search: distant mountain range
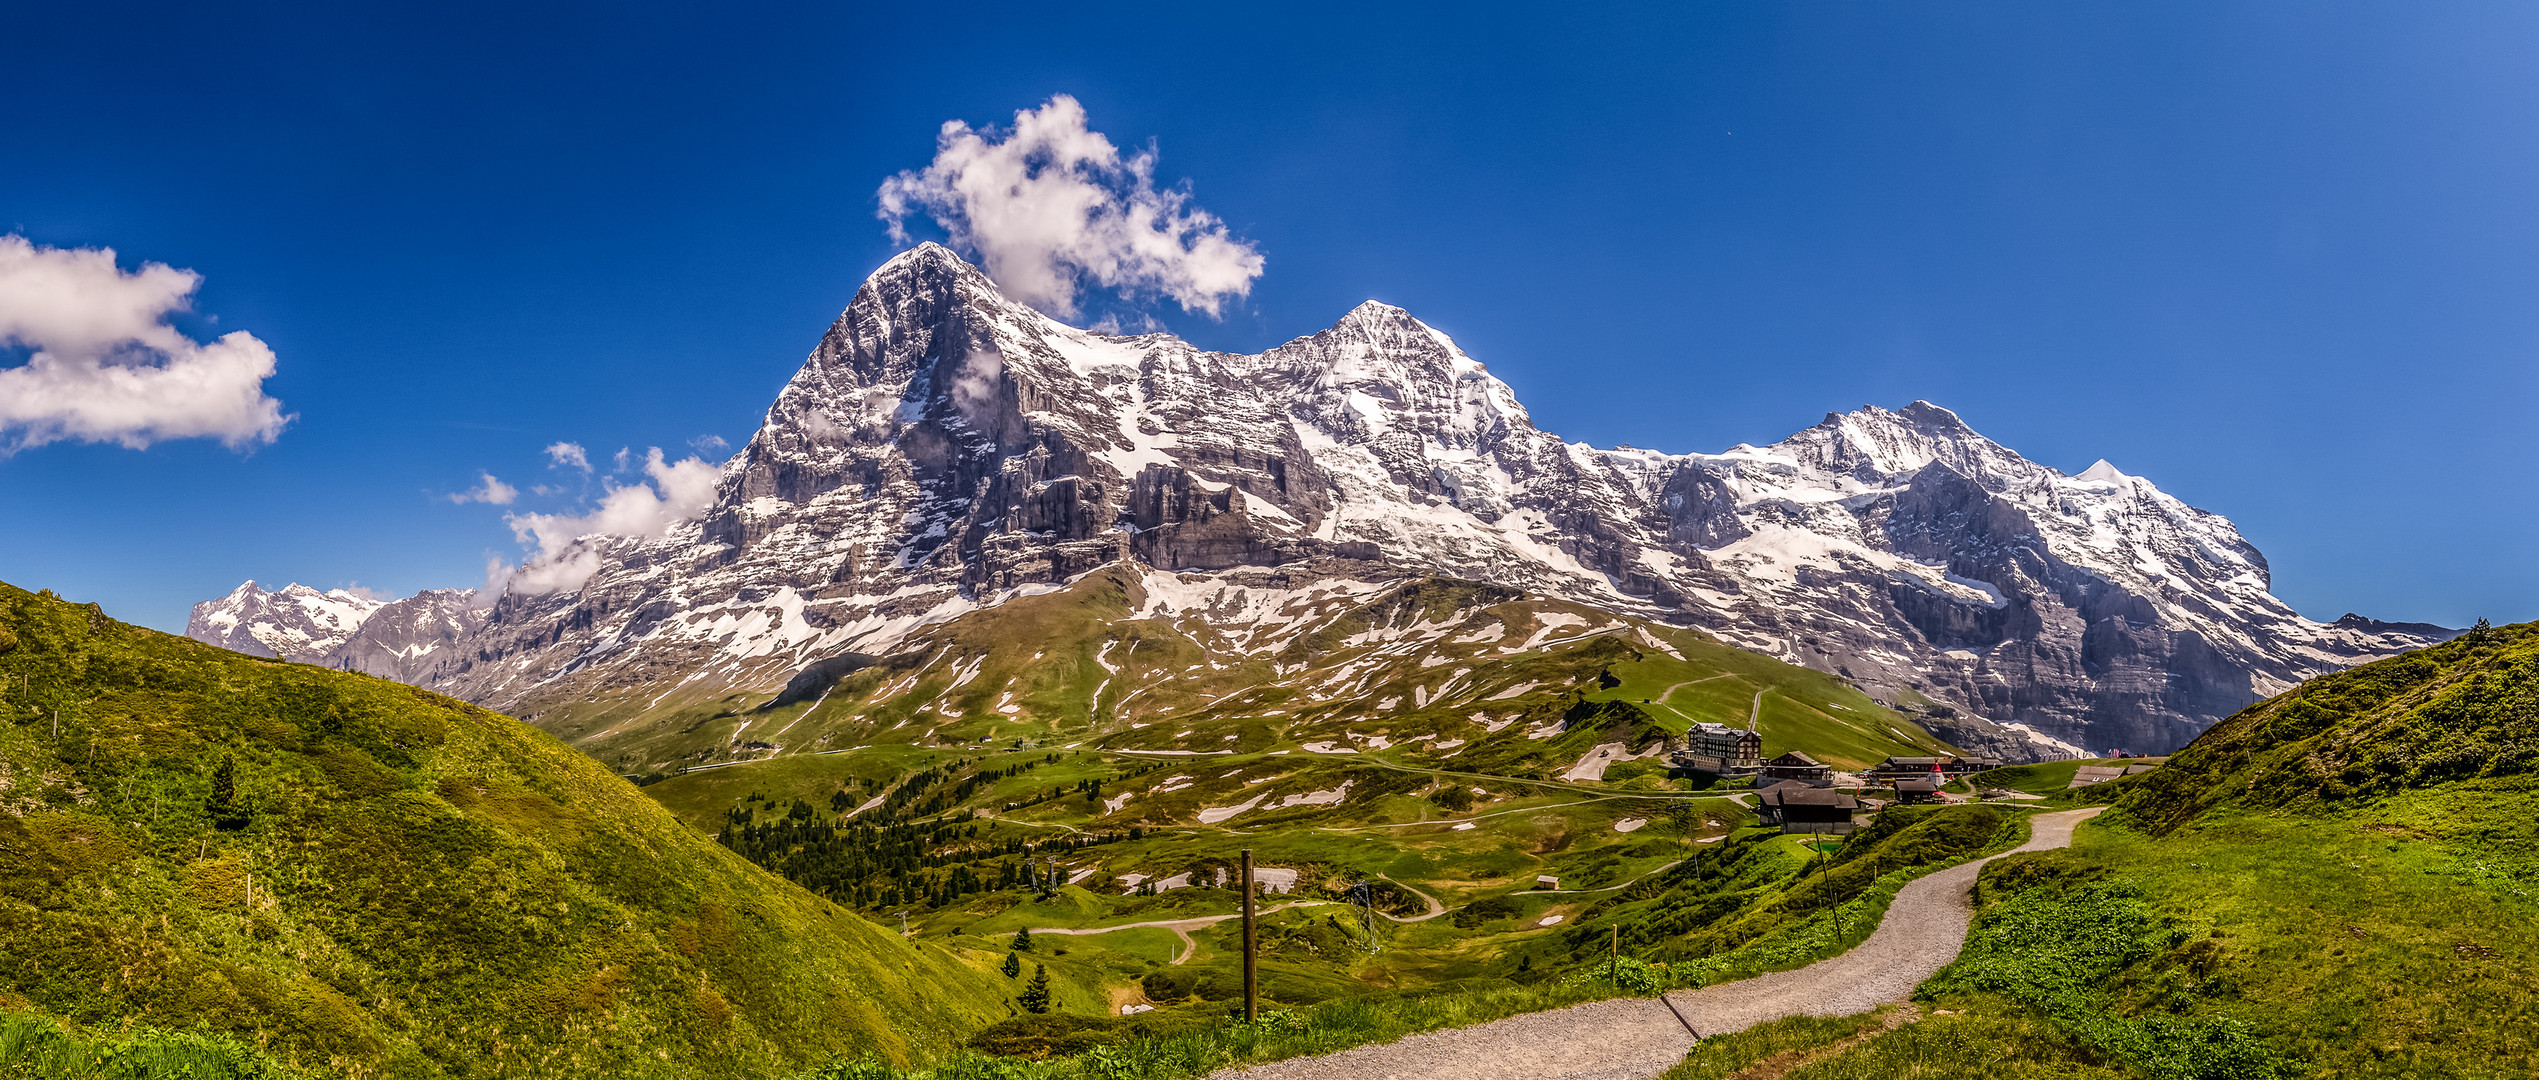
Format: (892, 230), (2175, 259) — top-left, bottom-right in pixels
(193, 244), (2446, 760)
(189, 580), (484, 685)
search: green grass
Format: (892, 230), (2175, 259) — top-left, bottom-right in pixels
(1654, 1010), (1892, 1080)
(0, 581), (1011, 1078)
(1773, 1008), (2128, 1079)
(1767, 625), (2539, 1080)
(0, 1008), (305, 1079)
(1582, 630), (1956, 771)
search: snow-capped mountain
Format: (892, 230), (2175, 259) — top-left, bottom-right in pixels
(187, 581), (386, 662)
(194, 244), (2442, 756)
(187, 581), (483, 682)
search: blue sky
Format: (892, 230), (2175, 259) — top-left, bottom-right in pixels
(2, 1), (2533, 631)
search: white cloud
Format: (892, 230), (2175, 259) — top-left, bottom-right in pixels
(689, 433), (729, 455)
(449, 471), (518, 505)
(500, 448), (721, 595)
(0, 234), (292, 453)
(950, 349), (1004, 425)
(545, 441), (590, 471)
(878, 95), (1264, 319)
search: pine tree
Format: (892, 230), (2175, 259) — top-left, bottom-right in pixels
(1011, 927), (1033, 952)
(208, 756), (248, 831)
(1002, 951), (1022, 978)
(1018, 964), (1052, 1014)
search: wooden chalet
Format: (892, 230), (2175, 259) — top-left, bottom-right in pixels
(1759, 750), (1832, 786)
(1754, 780), (1859, 835)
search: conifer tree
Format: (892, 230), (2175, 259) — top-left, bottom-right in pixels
(1018, 963), (1052, 1014)
(208, 756), (248, 831)
(1002, 951), (1022, 978)
(1012, 926), (1033, 952)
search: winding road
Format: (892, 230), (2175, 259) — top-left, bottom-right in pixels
(1205, 807), (2105, 1080)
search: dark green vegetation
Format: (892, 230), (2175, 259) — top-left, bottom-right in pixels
(712, 756), (1149, 910)
(1750, 621), (2539, 1078)
(0, 1008), (300, 1080)
(0, 582), (1012, 1079)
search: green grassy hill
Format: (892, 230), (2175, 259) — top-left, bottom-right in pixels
(589, 572), (1975, 1021)
(1663, 622), (2539, 1080)
(0, 582), (1011, 1079)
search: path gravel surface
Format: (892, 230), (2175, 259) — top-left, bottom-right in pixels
(1204, 807), (2102, 1080)
(1667, 807), (2102, 1037)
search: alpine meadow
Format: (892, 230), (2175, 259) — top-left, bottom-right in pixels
(8, 7), (2539, 1078)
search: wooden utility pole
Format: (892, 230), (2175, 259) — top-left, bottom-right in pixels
(1241, 849), (1258, 1023)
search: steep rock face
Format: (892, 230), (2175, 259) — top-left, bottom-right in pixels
(330, 588), (487, 683)
(196, 245), (2443, 756)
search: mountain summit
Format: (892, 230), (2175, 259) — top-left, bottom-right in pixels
(198, 244), (2440, 756)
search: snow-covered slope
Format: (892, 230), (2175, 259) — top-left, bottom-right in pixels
(186, 581), (387, 662)
(193, 244), (2442, 756)
(185, 581), (483, 680)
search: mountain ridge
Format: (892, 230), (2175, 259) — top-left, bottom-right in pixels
(194, 243), (2442, 758)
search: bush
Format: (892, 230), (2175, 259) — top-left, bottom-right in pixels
(1427, 786), (1475, 812)
(1140, 970), (1193, 1002)
(1451, 895), (1522, 929)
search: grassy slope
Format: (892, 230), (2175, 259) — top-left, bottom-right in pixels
(0, 582), (1012, 1079)
(1765, 623), (2539, 1079)
(588, 573), (1978, 1069)
(1580, 629), (1955, 771)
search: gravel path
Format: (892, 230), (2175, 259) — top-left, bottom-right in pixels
(1205, 807), (2102, 1080)
(1667, 807), (2102, 1037)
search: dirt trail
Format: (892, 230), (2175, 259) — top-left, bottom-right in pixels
(1205, 807), (2104, 1080)
(1374, 876), (1448, 922)
(1030, 900), (1327, 964)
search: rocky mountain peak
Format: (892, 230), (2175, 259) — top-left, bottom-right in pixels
(186, 580), (386, 662)
(198, 245), (2447, 759)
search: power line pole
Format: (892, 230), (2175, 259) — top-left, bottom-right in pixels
(1241, 848), (1257, 1023)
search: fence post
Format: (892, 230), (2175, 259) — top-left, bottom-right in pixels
(1241, 849), (1257, 1023)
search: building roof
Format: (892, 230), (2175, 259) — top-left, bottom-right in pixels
(1767, 751), (1823, 766)
(1895, 778), (1941, 793)
(1759, 785), (1858, 808)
